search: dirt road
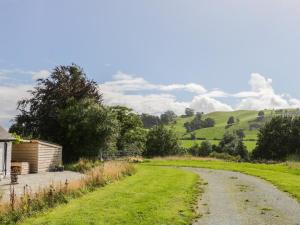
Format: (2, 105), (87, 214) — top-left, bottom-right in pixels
(186, 168), (300, 225)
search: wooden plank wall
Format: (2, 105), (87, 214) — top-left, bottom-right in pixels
(37, 142), (62, 172)
(12, 142), (38, 173)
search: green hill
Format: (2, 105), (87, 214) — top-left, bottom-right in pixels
(170, 109), (300, 151)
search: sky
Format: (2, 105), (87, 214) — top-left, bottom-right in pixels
(1, 0), (300, 128)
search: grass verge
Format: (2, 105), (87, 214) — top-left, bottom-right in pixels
(20, 165), (200, 225)
(144, 158), (300, 202)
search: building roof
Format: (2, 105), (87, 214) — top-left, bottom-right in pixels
(0, 126), (15, 141)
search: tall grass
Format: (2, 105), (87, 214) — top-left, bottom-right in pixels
(0, 161), (135, 225)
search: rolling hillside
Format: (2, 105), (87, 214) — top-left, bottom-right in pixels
(171, 109), (300, 151)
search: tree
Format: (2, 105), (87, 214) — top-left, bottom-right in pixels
(188, 141), (212, 157)
(144, 126), (180, 156)
(219, 133), (248, 160)
(185, 108), (195, 117)
(204, 118), (215, 128)
(257, 110), (265, 121)
(160, 111), (177, 125)
(110, 106), (146, 155)
(10, 64), (101, 139)
(235, 129), (245, 139)
(227, 116), (235, 125)
(252, 116), (295, 160)
(140, 113), (160, 128)
(58, 98), (118, 162)
(10, 64), (103, 162)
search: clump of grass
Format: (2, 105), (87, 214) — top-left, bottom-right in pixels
(0, 161), (135, 225)
(64, 158), (103, 173)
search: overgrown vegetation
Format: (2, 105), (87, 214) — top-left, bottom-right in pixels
(0, 161), (135, 225)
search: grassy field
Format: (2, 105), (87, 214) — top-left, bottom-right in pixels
(145, 158), (300, 202)
(21, 166), (200, 225)
(180, 139), (257, 152)
(170, 109), (288, 142)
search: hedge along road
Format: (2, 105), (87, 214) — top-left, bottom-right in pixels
(187, 168), (300, 225)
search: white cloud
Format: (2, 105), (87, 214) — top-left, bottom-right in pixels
(190, 95), (233, 113)
(100, 71), (231, 115)
(32, 70), (50, 80)
(0, 84), (32, 127)
(235, 73), (300, 110)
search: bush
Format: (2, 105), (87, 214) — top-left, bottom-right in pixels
(252, 116), (300, 160)
(144, 125), (180, 157)
(188, 141), (212, 157)
(218, 133), (249, 160)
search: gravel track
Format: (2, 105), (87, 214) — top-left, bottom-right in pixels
(185, 168), (300, 225)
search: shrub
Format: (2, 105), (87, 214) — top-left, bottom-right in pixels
(144, 125), (180, 157)
(209, 152), (241, 161)
(252, 116), (300, 160)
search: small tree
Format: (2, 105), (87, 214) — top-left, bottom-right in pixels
(185, 108), (195, 117)
(235, 129), (245, 139)
(144, 126), (180, 156)
(160, 111), (177, 125)
(227, 116), (235, 125)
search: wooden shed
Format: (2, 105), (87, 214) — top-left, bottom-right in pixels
(12, 140), (62, 173)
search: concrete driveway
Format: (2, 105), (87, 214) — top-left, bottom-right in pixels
(0, 171), (84, 202)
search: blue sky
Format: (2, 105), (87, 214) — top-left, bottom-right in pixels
(1, 0), (300, 127)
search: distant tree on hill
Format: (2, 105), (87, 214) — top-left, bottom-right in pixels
(184, 115), (215, 133)
(160, 110), (177, 125)
(185, 108), (195, 117)
(227, 116), (235, 125)
(257, 110), (265, 121)
(235, 129), (245, 139)
(140, 113), (161, 128)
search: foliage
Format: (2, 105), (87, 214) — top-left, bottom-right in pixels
(10, 64), (102, 140)
(252, 116), (300, 160)
(188, 141), (212, 157)
(20, 166), (199, 225)
(185, 108), (195, 117)
(160, 110), (177, 125)
(235, 129), (245, 139)
(219, 133), (249, 160)
(144, 125), (180, 156)
(140, 113), (160, 128)
(110, 106), (146, 155)
(184, 113), (215, 132)
(227, 116), (235, 125)
(10, 133), (23, 144)
(59, 98), (118, 162)
(9, 64), (104, 162)
(65, 158), (103, 173)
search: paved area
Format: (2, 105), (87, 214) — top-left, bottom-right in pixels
(0, 171), (83, 202)
(185, 168), (300, 225)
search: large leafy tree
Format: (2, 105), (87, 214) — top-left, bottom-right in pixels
(10, 64), (105, 161)
(110, 106), (146, 155)
(10, 64), (102, 141)
(59, 98), (118, 161)
(144, 125), (180, 156)
(252, 116), (296, 160)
